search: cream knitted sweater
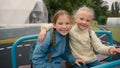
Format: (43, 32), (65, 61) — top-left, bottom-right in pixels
(69, 24), (114, 63)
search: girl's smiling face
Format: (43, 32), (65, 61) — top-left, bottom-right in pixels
(75, 10), (93, 30)
(53, 14), (71, 36)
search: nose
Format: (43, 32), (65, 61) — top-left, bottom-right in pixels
(82, 20), (86, 24)
(62, 24), (67, 28)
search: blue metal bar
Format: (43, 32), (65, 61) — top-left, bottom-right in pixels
(11, 34), (38, 68)
(91, 60), (120, 68)
(11, 30), (114, 68)
(95, 30), (113, 45)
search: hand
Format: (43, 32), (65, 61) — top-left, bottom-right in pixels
(38, 28), (47, 42)
(115, 48), (120, 53)
(75, 58), (85, 66)
(109, 47), (120, 55)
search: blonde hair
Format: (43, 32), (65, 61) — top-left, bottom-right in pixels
(74, 6), (94, 19)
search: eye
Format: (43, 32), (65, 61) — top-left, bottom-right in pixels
(86, 19), (90, 22)
(66, 22), (70, 25)
(80, 18), (84, 20)
(58, 22), (63, 25)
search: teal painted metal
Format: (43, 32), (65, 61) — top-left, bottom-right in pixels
(95, 30), (114, 62)
(11, 30), (114, 68)
(95, 30), (113, 46)
(91, 60), (120, 68)
(11, 34), (38, 68)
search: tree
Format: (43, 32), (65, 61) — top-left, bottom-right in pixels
(43, 0), (109, 24)
(111, 1), (120, 17)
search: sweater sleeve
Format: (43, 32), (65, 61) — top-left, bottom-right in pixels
(32, 31), (52, 67)
(91, 30), (115, 55)
(40, 23), (53, 31)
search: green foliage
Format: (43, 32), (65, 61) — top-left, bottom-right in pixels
(43, 0), (109, 22)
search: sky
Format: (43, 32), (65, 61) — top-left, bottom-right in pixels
(103, 0), (120, 10)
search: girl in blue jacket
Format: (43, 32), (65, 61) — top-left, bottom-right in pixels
(32, 10), (82, 68)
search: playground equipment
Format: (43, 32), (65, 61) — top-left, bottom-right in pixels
(91, 59), (120, 68)
(11, 30), (115, 68)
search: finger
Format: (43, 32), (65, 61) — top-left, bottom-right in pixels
(80, 61), (85, 65)
(118, 48), (120, 51)
(113, 52), (116, 55)
(110, 49), (115, 54)
(116, 49), (120, 53)
(110, 51), (114, 54)
(76, 62), (81, 66)
(79, 61), (85, 65)
(82, 61), (85, 65)
(110, 51), (116, 55)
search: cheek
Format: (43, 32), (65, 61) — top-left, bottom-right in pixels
(74, 18), (78, 23)
(67, 25), (72, 29)
(87, 22), (91, 25)
(75, 19), (79, 24)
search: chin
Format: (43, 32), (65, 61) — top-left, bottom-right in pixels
(80, 28), (86, 30)
(61, 32), (68, 36)
(79, 27), (87, 30)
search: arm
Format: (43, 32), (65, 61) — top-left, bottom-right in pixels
(39, 23), (53, 42)
(40, 23), (53, 31)
(32, 31), (52, 67)
(91, 30), (117, 55)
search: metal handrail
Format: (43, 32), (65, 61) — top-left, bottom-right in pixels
(11, 34), (38, 68)
(95, 30), (113, 45)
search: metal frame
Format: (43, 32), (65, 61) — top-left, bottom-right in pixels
(11, 30), (114, 68)
(11, 34), (38, 68)
(91, 60), (120, 68)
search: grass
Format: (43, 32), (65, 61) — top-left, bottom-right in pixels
(0, 37), (36, 44)
(0, 37), (18, 44)
(106, 26), (120, 42)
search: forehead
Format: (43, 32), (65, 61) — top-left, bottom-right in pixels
(77, 10), (93, 19)
(58, 14), (71, 20)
